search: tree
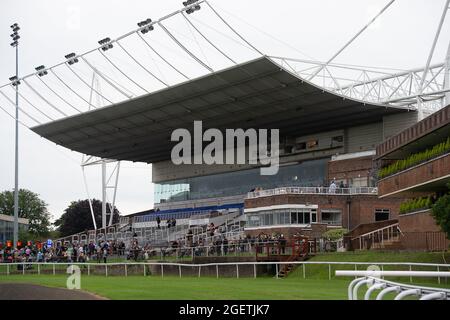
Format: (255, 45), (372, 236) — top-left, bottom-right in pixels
(431, 192), (450, 240)
(54, 199), (120, 237)
(0, 189), (51, 236)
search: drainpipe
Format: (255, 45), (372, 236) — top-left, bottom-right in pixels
(347, 197), (351, 230)
(445, 41), (450, 106)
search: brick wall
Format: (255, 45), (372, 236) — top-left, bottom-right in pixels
(398, 210), (441, 233)
(327, 156), (374, 183)
(378, 153), (450, 197)
(376, 104), (450, 159)
(244, 194), (404, 231)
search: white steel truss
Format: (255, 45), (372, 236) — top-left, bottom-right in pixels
(270, 56), (448, 112)
(1, 0), (449, 128)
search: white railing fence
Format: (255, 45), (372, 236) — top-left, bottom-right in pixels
(2, 261), (449, 284)
(336, 270), (450, 300)
(247, 187), (378, 199)
(351, 223), (403, 250)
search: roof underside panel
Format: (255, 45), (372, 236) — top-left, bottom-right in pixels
(31, 57), (409, 163)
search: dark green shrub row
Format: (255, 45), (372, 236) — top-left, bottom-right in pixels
(379, 137), (450, 179)
(399, 197), (432, 215)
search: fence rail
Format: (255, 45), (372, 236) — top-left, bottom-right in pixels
(247, 187), (378, 199)
(1, 261), (449, 282)
(335, 271), (450, 300)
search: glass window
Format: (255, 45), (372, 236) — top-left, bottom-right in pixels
(291, 212), (298, 224)
(321, 210), (342, 225)
(375, 209), (390, 221)
(311, 210), (317, 223)
(154, 159), (328, 204)
(298, 211), (304, 224)
(304, 211), (310, 224)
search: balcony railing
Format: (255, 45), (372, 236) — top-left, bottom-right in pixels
(247, 186), (378, 199)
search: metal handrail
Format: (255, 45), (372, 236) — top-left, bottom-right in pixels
(336, 272), (450, 300)
(247, 186), (378, 199)
(351, 223), (399, 240)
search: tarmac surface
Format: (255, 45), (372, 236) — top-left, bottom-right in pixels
(0, 283), (106, 300)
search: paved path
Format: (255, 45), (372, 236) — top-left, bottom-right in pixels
(0, 283), (106, 300)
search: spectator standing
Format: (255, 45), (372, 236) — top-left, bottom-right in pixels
(156, 216), (161, 229)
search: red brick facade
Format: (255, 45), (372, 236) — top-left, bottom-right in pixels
(399, 210), (441, 233)
(378, 153), (450, 197)
(327, 156), (374, 185)
(376, 104), (450, 159)
(244, 194), (404, 235)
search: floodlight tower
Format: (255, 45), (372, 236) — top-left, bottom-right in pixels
(10, 23), (20, 248)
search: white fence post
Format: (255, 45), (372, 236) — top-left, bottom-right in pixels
(6, 264), (9, 276)
(161, 264), (164, 278)
(179, 265), (182, 278)
(198, 266), (201, 278)
(88, 264), (90, 276)
(438, 266), (441, 284)
(216, 264), (219, 279)
(303, 263), (306, 279)
(22, 263), (25, 275)
(409, 265), (412, 283)
(53, 263), (55, 275)
(254, 264), (257, 279)
(275, 264), (279, 278)
(125, 264), (128, 277)
(236, 264), (239, 279)
(38, 263), (40, 275)
(105, 264), (108, 277)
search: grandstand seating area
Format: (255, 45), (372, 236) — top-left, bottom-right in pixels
(58, 206), (245, 250)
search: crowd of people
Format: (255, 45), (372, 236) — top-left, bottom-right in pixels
(1, 216), (307, 265)
(0, 240), (127, 264)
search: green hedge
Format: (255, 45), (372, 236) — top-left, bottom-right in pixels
(379, 137), (450, 179)
(399, 197), (433, 215)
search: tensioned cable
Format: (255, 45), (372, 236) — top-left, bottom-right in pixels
(211, 2), (315, 61)
(36, 76), (82, 113)
(0, 103), (34, 128)
(22, 79), (68, 117)
(205, 1), (264, 56)
(92, 66), (135, 98)
(98, 49), (149, 94)
(182, 12), (236, 64)
(182, 11), (212, 68)
(0, 90), (43, 124)
(158, 21), (214, 73)
(65, 62), (115, 104)
(50, 69), (96, 110)
(136, 32), (190, 80)
(4, 87), (55, 122)
(81, 56), (133, 100)
(116, 41), (169, 87)
(308, 0), (396, 81)
(190, 16), (255, 53)
(0, 1), (206, 89)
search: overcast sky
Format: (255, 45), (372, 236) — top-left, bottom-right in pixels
(0, 0), (449, 224)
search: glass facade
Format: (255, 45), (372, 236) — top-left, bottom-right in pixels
(154, 158), (328, 203)
(321, 210), (342, 225)
(246, 208), (318, 228)
(0, 218), (28, 244)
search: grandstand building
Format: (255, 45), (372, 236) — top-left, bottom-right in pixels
(12, 1), (447, 249)
(374, 103), (450, 250)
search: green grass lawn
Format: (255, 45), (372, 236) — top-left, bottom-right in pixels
(0, 274), (350, 300)
(0, 251), (448, 300)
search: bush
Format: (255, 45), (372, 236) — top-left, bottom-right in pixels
(379, 137), (450, 179)
(399, 196), (433, 215)
(322, 228), (348, 241)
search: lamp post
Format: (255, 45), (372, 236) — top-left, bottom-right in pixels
(10, 23), (20, 248)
